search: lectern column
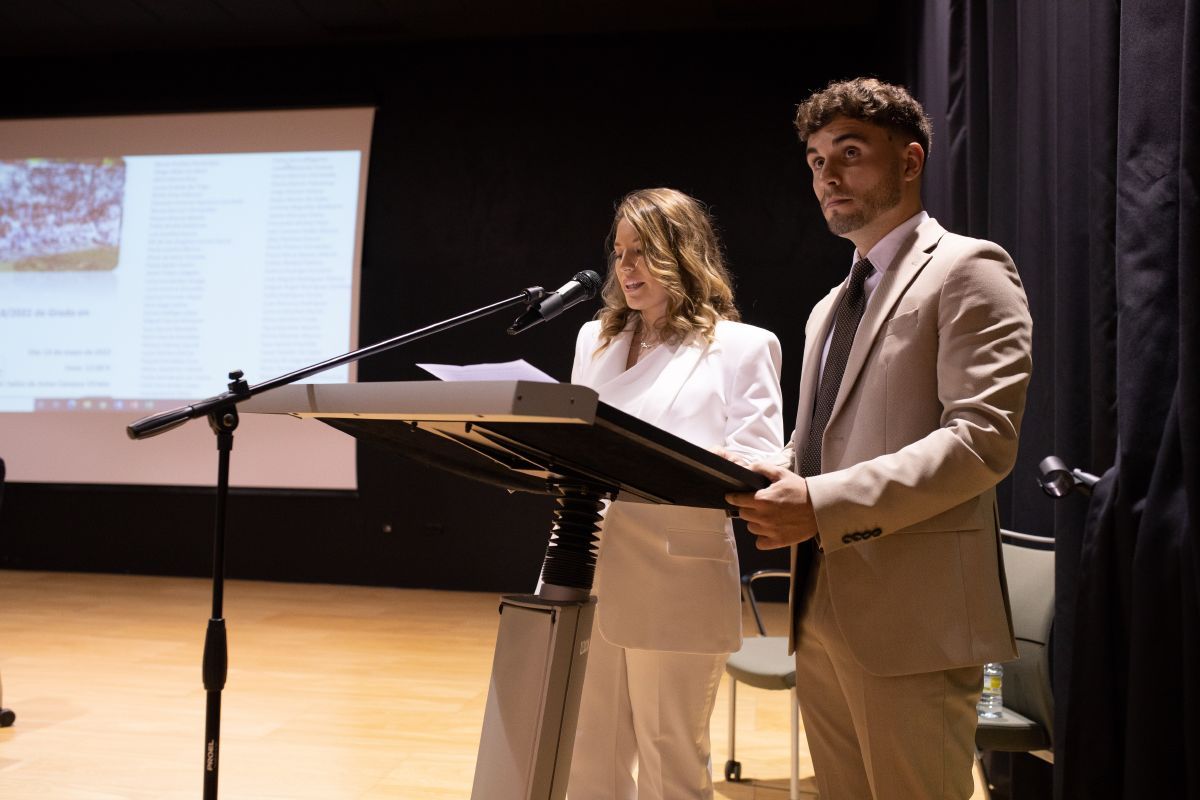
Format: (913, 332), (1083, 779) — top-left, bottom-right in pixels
(471, 482), (608, 800)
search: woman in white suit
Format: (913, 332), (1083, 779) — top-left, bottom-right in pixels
(565, 188), (785, 800)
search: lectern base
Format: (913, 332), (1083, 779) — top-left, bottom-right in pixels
(471, 594), (596, 800)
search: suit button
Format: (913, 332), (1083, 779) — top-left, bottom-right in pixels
(872, 527), (882, 537)
(842, 534), (853, 544)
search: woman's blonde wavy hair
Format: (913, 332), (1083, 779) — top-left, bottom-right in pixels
(595, 188), (739, 350)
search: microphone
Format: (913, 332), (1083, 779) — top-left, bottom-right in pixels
(507, 270), (602, 334)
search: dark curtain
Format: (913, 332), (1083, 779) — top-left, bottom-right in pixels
(912, 0), (1199, 797)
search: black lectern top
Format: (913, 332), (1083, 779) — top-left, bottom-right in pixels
(241, 381), (769, 507)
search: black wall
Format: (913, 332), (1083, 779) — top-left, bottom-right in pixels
(0, 27), (905, 591)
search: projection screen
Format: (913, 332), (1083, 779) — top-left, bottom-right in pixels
(0, 107), (374, 489)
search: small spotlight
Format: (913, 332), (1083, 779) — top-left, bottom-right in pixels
(1038, 455), (1101, 498)
(1038, 456), (1076, 497)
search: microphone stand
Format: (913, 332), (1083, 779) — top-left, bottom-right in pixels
(127, 286), (546, 800)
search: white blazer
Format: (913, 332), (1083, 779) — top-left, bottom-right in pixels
(572, 318), (785, 654)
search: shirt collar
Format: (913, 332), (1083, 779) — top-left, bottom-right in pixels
(853, 210), (930, 274)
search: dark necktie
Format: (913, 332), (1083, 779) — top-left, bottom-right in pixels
(798, 257), (874, 478)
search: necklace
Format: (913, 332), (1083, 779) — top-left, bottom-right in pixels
(634, 323), (661, 352)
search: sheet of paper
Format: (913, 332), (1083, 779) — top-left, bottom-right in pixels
(416, 359), (559, 383)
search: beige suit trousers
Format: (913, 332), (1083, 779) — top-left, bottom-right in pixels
(567, 630), (727, 800)
(794, 553), (983, 800)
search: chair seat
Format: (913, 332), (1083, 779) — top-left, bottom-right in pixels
(726, 636), (795, 691)
(975, 706), (1051, 752)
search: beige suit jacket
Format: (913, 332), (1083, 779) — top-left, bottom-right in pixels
(787, 217), (1032, 676)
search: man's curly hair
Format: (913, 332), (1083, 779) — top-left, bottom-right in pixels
(794, 78), (933, 156)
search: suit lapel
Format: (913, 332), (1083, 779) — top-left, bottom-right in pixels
(584, 327), (635, 387)
(636, 334), (713, 428)
(828, 217), (946, 426)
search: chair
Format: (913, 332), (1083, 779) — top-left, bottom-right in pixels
(973, 529), (1056, 796)
(0, 456), (13, 728)
(723, 569), (800, 800)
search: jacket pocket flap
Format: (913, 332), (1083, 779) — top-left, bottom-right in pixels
(666, 528), (732, 560)
(885, 309), (919, 337)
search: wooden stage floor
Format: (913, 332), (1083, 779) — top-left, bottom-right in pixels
(0, 570), (984, 799)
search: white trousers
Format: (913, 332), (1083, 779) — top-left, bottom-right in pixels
(566, 628), (727, 800)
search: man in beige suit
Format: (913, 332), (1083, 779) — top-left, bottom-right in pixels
(727, 78), (1033, 799)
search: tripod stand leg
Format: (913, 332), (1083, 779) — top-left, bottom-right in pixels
(200, 403), (237, 800)
(203, 617), (228, 796)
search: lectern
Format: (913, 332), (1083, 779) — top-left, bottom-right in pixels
(242, 380), (768, 800)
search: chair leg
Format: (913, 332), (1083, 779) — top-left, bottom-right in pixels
(728, 678), (736, 762)
(723, 678), (742, 782)
(790, 687), (800, 800)
(973, 751), (993, 800)
(0, 674), (12, 728)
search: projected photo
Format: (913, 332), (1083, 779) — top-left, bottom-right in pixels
(0, 157), (125, 271)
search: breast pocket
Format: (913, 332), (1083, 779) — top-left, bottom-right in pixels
(880, 309), (920, 364)
(884, 308), (919, 338)
(666, 528), (733, 561)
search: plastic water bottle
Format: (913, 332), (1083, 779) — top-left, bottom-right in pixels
(977, 662), (1003, 719)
